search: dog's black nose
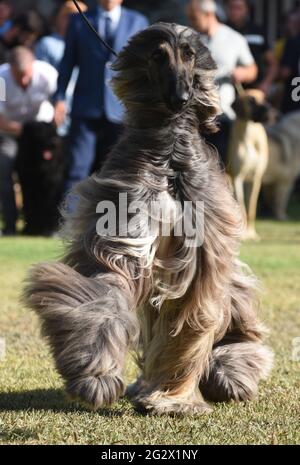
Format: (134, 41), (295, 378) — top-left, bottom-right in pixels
(178, 91), (190, 105)
(170, 91), (190, 111)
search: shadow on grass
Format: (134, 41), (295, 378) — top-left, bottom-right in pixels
(0, 428), (39, 443)
(0, 388), (137, 417)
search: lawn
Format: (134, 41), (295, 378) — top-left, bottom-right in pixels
(0, 221), (299, 445)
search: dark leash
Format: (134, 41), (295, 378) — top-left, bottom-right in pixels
(234, 82), (245, 97)
(72, 0), (118, 57)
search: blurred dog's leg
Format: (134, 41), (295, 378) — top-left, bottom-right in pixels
(272, 181), (294, 221)
(233, 176), (247, 227)
(245, 174), (263, 240)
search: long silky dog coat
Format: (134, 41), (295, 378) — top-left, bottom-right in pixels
(24, 24), (273, 415)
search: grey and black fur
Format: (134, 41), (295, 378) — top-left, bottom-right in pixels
(24, 23), (273, 415)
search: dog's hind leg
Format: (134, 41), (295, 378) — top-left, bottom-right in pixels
(23, 263), (139, 410)
(272, 181), (294, 221)
(200, 339), (273, 403)
(200, 267), (273, 403)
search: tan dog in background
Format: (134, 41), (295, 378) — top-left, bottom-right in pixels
(227, 89), (270, 240)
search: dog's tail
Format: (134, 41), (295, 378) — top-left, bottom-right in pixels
(23, 262), (139, 409)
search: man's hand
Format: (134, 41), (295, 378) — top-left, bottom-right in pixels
(0, 116), (22, 136)
(54, 101), (67, 127)
(232, 67), (247, 84)
(232, 64), (258, 84)
(9, 122), (23, 137)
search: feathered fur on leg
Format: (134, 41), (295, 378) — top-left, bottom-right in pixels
(200, 265), (274, 402)
(23, 23), (273, 415)
(23, 263), (139, 409)
(200, 341), (273, 402)
(129, 314), (215, 415)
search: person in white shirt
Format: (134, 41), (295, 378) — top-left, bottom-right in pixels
(0, 46), (57, 235)
(186, 0), (257, 164)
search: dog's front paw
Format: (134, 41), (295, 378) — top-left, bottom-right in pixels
(243, 228), (261, 242)
(66, 374), (125, 410)
(132, 392), (213, 416)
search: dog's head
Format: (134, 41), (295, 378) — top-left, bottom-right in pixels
(232, 89), (273, 123)
(20, 122), (62, 162)
(112, 23), (221, 132)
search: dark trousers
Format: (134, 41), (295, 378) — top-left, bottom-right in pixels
(65, 115), (123, 193)
(0, 135), (18, 234)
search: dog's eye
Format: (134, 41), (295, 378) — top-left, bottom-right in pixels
(181, 45), (195, 61)
(193, 74), (201, 87)
(151, 48), (166, 62)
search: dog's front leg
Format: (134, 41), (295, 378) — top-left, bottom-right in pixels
(128, 314), (215, 415)
(232, 176), (247, 226)
(24, 263), (139, 410)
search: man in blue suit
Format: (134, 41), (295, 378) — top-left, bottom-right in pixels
(53, 0), (148, 192)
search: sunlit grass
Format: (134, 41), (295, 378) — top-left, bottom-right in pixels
(0, 220), (299, 445)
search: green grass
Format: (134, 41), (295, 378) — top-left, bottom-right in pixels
(0, 222), (299, 445)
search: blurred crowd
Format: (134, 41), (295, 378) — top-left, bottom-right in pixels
(0, 0), (299, 236)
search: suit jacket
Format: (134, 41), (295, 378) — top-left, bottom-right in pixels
(54, 7), (148, 123)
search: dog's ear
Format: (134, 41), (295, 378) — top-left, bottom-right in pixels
(190, 37), (221, 133)
(192, 71), (221, 134)
(111, 27), (170, 108)
(197, 102), (221, 134)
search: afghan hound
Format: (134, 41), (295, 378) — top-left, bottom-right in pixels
(23, 23), (273, 415)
